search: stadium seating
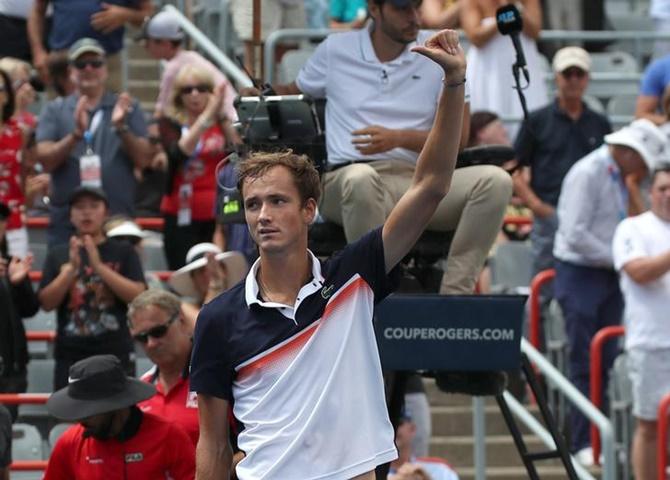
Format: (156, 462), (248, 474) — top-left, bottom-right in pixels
(11, 423), (44, 461)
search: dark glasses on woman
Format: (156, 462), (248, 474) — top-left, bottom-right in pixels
(179, 84), (212, 95)
(132, 314), (178, 344)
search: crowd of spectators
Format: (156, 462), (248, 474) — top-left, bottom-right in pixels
(0, 0), (669, 479)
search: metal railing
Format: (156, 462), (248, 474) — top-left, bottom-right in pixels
(520, 338), (617, 479)
(528, 269), (556, 350)
(160, 4), (253, 89)
(658, 392), (670, 480)
(590, 325), (626, 467)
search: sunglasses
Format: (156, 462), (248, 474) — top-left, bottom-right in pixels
(73, 59), (105, 70)
(132, 314), (178, 344)
(561, 68), (587, 79)
(179, 84), (212, 95)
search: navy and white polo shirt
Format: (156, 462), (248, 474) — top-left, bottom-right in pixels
(191, 228), (399, 479)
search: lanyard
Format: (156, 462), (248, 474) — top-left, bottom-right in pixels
(83, 110), (104, 151)
(607, 164), (628, 221)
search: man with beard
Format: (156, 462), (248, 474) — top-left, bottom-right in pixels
(44, 354), (195, 479)
(256, 0), (511, 296)
(38, 186), (146, 390)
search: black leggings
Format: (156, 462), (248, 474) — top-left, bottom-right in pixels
(162, 215), (216, 271)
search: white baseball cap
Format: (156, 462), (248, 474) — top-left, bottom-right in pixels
(139, 11), (184, 41)
(552, 46), (591, 73)
(605, 118), (670, 170)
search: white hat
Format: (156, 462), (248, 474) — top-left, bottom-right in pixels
(168, 243), (248, 299)
(141, 11), (184, 40)
(552, 46), (591, 73)
(107, 221), (148, 240)
(605, 118), (670, 170)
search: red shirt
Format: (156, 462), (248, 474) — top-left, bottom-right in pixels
(160, 124), (226, 220)
(139, 368), (200, 446)
(0, 120), (24, 229)
(43, 411), (195, 480)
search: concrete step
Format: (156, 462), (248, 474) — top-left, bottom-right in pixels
(430, 434), (560, 468)
(424, 380), (500, 407)
(128, 59), (161, 80)
(431, 404), (539, 436)
(127, 79), (160, 105)
(456, 465), (591, 480)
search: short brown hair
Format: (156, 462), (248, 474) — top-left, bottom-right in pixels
(237, 151), (321, 204)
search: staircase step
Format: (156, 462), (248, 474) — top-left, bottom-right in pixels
(456, 465), (584, 480)
(431, 404), (540, 436)
(128, 59), (161, 79)
(127, 79), (160, 105)
(430, 434), (561, 468)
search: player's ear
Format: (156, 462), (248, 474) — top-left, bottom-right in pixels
(302, 198), (317, 224)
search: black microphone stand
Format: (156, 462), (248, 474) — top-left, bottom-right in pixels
(512, 62), (530, 121)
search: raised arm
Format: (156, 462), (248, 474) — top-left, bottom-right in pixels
(196, 394), (233, 480)
(382, 30), (466, 273)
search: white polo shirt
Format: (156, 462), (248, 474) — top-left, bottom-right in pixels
(612, 211), (670, 350)
(296, 27), (462, 165)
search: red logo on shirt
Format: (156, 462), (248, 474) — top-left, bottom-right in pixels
(186, 391), (198, 408)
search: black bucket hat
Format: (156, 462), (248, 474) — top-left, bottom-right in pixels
(68, 185), (109, 208)
(47, 355), (155, 421)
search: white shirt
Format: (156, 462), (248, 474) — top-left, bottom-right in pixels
(651, 0), (670, 19)
(297, 27), (464, 165)
(613, 211), (670, 350)
(554, 145), (629, 268)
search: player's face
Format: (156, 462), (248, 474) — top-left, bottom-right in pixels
(651, 170), (670, 221)
(370, 1), (421, 45)
(70, 196), (107, 236)
(129, 305), (187, 365)
(242, 166), (316, 256)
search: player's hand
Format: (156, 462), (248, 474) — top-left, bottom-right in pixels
(352, 125), (398, 155)
(91, 3), (128, 34)
(112, 92), (133, 129)
(8, 254), (33, 285)
(411, 29), (466, 81)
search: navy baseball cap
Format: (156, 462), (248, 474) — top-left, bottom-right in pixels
(68, 186), (109, 208)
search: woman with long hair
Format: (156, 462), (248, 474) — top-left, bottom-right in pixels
(160, 65), (230, 270)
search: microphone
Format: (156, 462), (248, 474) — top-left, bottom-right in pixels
(496, 4), (529, 82)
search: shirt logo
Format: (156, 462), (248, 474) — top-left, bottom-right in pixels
(125, 453), (144, 463)
(321, 284), (334, 299)
(186, 391), (198, 408)
(86, 456), (103, 464)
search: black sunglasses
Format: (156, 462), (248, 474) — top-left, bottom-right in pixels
(132, 314), (178, 344)
(73, 59), (105, 70)
(179, 84), (212, 95)
(561, 67), (587, 79)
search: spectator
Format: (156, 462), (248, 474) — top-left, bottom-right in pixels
(553, 119), (668, 462)
(612, 164), (670, 480)
(46, 51), (75, 98)
(650, 0), (670, 59)
(161, 66), (232, 270)
(229, 0), (306, 74)
(139, 11), (238, 127)
(168, 242), (248, 327)
(0, 69), (30, 259)
(330, 0), (368, 29)
(256, 0), (512, 295)
(44, 354), (195, 479)
(420, 0), (461, 29)
(37, 186), (146, 390)
(636, 52), (670, 125)
(105, 217), (163, 290)
(461, 0), (547, 138)
(514, 47), (611, 275)
(28, 0), (153, 92)
(0, 0), (35, 62)
(0, 202), (38, 421)
(305, 0), (330, 29)
(190, 28), (466, 478)
(35, 38), (150, 247)
(128, 289), (200, 445)
(0, 57), (39, 134)
(0, 405), (10, 480)
(389, 412), (459, 480)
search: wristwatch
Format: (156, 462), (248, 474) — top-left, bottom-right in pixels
(114, 123), (130, 135)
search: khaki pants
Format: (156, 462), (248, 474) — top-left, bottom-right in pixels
(320, 161), (513, 294)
